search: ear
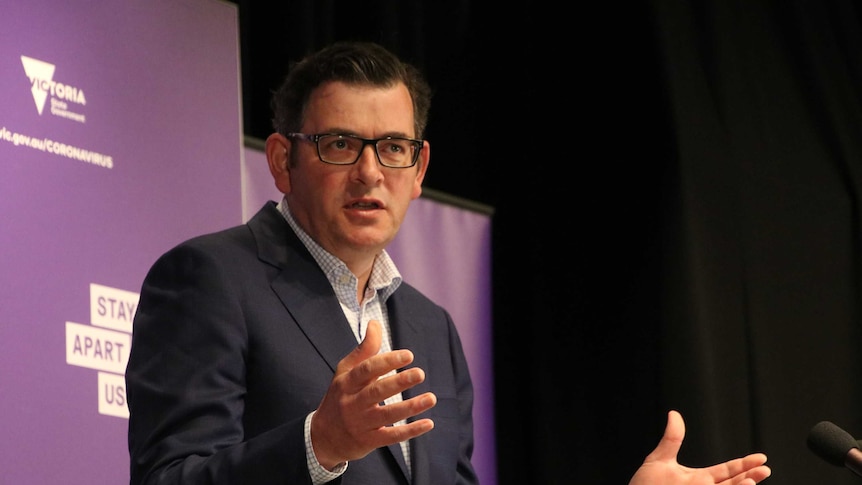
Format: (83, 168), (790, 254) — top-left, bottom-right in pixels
(265, 133), (291, 194)
(411, 140), (430, 200)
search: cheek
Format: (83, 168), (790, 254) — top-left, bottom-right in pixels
(302, 172), (350, 210)
(275, 171), (291, 194)
(291, 165), (332, 193)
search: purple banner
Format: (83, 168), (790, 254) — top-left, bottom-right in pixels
(0, 1), (241, 483)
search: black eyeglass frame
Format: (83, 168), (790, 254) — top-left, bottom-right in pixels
(286, 132), (424, 168)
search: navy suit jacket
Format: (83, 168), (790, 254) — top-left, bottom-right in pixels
(126, 202), (478, 485)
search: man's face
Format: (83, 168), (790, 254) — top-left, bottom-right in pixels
(283, 80), (429, 264)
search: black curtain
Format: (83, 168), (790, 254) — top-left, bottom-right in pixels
(650, 1), (862, 485)
(229, 1), (862, 484)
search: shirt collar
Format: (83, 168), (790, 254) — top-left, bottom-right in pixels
(276, 197), (402, 301)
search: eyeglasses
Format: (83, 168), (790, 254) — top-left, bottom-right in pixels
(286, 133), (423, 168)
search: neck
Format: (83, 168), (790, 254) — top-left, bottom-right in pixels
(348, 257), (374, 305)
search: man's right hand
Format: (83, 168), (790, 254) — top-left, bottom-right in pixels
(310, 319), (437, 470)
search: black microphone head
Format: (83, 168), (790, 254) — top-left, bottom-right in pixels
(808, 421), (859, 466)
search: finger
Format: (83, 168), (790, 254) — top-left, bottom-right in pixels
(370, 389), (436, 428)
(708, 453), (769, 483)
(372, 416), (436, 444)
(358, 319), (383, 360)
(364, 366), (425, 404)
(354, 417), (436, 453)
(742, 464), (772, 484)
(335, 320), (384, 377)
(733, 464), (772, 485)
(644, 410), (685, 463)
(340, 349), (415, 397)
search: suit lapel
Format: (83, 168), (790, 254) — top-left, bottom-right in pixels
(248, 202), (357, 371)
(388, 290), (429, 400)
(272, 269), (357, 372)
(388, 292), (432, 485)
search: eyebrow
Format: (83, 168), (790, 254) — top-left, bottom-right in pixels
(318, 128), (415, 139)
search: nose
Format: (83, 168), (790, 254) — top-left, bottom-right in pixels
(352, 143), (383, 184)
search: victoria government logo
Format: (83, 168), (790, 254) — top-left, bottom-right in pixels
(21, 55), (87, 123)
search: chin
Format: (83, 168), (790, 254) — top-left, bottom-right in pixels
(348, 229), (393, 250)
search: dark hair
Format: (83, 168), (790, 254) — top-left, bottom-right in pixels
(270, 41), (432, 139)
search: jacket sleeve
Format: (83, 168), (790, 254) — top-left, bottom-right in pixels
(125, 241), (313, 485)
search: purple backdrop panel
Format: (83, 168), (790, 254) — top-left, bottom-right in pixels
(389, 196), (497, 485)
(242, 142), (280, 221)
(0, 1), (241, 483)
(243, 144), (498, 484)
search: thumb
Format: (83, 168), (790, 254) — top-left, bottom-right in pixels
(335, 319), (382, 375)
(645, 410), (685, 462)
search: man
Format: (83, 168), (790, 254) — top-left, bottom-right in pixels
(126, 41), (770, 485)
(127, 41), (475, 484)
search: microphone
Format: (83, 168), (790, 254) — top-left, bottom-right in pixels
(807, 420), (862, 477)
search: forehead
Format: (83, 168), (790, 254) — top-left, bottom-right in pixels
(303, 81), (416, 136)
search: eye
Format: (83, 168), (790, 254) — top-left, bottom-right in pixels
(380, 139), (408, 154)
